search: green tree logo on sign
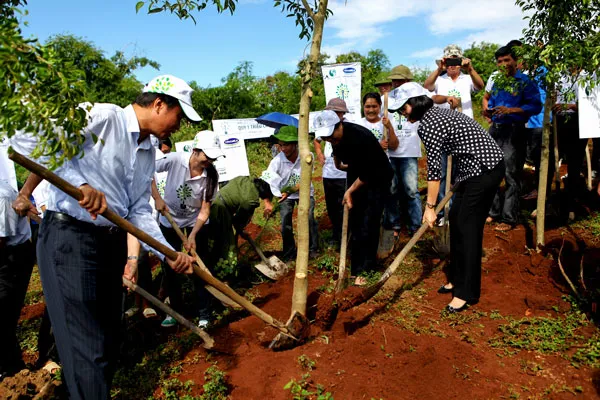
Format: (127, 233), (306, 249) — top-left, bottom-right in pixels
(336, 83), (350, 100)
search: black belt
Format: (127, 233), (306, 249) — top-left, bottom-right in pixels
(45, 211), (123, 235)
(492, 121), (525, 128)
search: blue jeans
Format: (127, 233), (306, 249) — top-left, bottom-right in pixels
(384, 157), (422, 234)
(280, 197), (318, 260)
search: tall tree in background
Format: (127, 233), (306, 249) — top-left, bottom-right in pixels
(515, 0), (600, 249)
(45, 34), (160, 107)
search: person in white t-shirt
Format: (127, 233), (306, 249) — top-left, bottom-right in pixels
(424, 44), (484, 119)
(313, 98), (348, 249)
(152, 130), (223, 329)
(263, 126), (318, 260)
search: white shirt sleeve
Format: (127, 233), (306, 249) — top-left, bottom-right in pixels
(261, 157), (283, 198)
(0, 196), (19, 238)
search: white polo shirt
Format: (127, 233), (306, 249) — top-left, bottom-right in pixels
(364, 114), (421, 158)
(0, 181), (31, 246)
(262, 152), (314, 200)
(434, 73), (477, 119)
(156, 152), (218, 228)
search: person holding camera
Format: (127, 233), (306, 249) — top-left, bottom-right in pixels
(424, 44), (484, 119)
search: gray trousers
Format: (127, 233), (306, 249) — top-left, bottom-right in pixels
(37, 211), (126, 400)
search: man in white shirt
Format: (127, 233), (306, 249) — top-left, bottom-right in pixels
(0, 180), (35, 381)
(11, 75), (196, 400)
(424, 44), (484, 119)
(385, 65), (423, 235)
(262, 126), (318, 260)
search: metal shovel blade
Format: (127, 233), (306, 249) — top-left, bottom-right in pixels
(254, 256), (289, 280)
(268, 311), (310, 351)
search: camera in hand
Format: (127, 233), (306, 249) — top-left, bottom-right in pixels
(445, 57), (462, 67)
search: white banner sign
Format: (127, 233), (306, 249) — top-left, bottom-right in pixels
(0, 137), (17, 190)
(321, 62), (362, 123)
(578, 83), (600, 139)
(175, 135), (250, 183)
(212, 118), (275, 140)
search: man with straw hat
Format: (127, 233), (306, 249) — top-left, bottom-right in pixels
(261, 126), (319, 260)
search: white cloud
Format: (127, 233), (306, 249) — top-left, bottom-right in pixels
(409, 47), (443, 59)
(322, 0), (529, 57)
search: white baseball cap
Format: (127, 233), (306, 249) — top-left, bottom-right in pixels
(387, 82), (431, 112)
(192, 130), (225, 160)
(312, 110), (341, 138)
(143, 75), (202, 122)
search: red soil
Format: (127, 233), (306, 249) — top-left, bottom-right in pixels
(169, 223), (600, 399)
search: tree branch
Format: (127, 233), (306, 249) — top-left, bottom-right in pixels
(300, 0), (316, 21)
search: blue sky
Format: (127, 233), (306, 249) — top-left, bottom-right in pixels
(20, 0), (528, 87)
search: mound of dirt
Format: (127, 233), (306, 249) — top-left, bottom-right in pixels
(0, 369), (54, 400)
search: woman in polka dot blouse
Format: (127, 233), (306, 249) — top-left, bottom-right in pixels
(389, 82), (506, 313)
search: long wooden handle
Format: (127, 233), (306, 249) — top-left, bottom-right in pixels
(160, 210), (241, 308)
(122, 277), (214, 348)
(383, 92), (389, 141)
(334, 204), (349, 294)
(444, 155), (452, 219)
(240, 231), (269, 264)
(9, 151), (290, 335)
(373, 186), (456, 289)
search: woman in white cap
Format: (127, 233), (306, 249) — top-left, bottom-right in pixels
(153, 130), (223, 328)
(388, 83), (505, 313)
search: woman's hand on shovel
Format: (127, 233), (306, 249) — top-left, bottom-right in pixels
(423, 207), (437, 228)
(167, 252), (195, 274)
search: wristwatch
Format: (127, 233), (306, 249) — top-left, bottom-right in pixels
(127, 255), (139, 261)
(425, 202), (436, 209)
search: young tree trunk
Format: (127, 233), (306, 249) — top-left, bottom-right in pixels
(290, 0), (328, 317)
(535, 93), (555, 249)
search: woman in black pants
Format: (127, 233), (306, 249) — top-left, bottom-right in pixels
(389, 82), (506, 312)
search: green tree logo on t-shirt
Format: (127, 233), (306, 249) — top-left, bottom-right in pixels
(448, 88), (461, 98)
(371, 128), (383, 140)
(176, 183), (192, 209)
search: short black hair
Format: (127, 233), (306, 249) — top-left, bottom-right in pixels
(134, 92), (180, 108)
(495, 46), (516, 61)
(254, 178), (273, 201)
(160, 138), (172, 148)
(506, 39), (523, 49)
(362, 92), (382, 106)
(404, 95), (433, 121)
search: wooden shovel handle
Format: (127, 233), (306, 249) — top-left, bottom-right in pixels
(383, 92), (389, 141)
(122, 277), (214, 348)
(9, 151), (290, 335)
(334, 204), (349, 294)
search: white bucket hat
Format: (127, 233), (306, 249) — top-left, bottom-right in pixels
(387, 82), (431, 112)
(192, 130), (225, 160)
(312, 110), (341, 138)
(143, 75), (202, 122)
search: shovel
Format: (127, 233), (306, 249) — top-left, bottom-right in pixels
(10, 151), (311, 348)
(160, 210), (242, 309)
(334, 204), (349, 294)
(122, 276), (214, 348)
(239, 231), (288, 280)
(337, 186), (456, 311)
(433, 155), (452, 256)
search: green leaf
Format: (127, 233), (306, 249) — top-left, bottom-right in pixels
(135, 1), (144, 13)
(148, 7), (162, 14)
